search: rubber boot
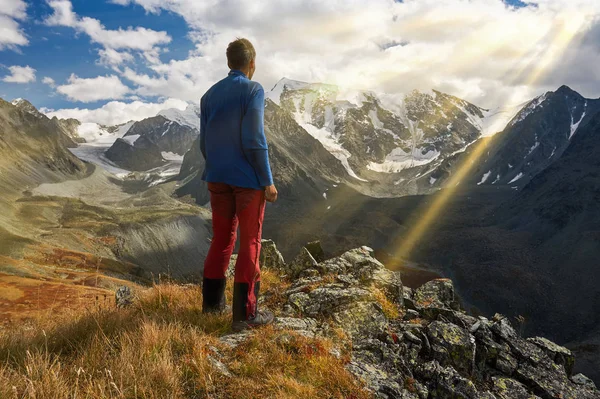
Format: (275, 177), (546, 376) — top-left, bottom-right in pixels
(232, 281), (274, 332)
(202, 277), (226, 314)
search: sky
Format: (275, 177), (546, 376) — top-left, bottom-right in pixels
(0, 0), (599, 126)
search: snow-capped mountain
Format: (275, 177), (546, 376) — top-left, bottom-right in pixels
(74, 121), (134, 145)
(105, 111), (199, 172)
(469, 85), (600, 188)
(264, 77), (520, 196)
(158, 103), (200, 130)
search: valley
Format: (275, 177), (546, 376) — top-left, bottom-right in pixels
(1, 80), (599, 385)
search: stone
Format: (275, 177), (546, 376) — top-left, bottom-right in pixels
(115, 286), (134, 308)
(490, 314), (518, 341)
(404, 309), (420, 321)
(259, 239), (286, 270)
(274, 317), (319, 338)
(528, 336), (575, 376)
(415, 360), (481, 398)
(426, 321), (476, 375)
(571, 373), (597, 390)
(515, 361), (598, 399)
(492, 377), (540, 399)
(413, 279), (459, 311)
(304, 240), (326, 262)
(288, 247), (319, 278)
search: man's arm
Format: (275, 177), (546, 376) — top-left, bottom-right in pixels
(241, 87), (274, 188)
(200, 96), (207, 160)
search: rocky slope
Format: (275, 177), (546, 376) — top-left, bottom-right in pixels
(264, 78), (520, 196)
(0, 98), (213, 324)
(103, 104), (199, 172)
(466, 86), (600, 188)
(226, 240), (599, 399)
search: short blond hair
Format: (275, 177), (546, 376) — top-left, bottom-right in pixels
(226, 38), (256, 70)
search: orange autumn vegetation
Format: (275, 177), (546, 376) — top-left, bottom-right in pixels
(0, 269), (372, 399)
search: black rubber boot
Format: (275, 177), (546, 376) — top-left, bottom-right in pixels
(202, 277), (227, 314)
(232, 281), (274, 332)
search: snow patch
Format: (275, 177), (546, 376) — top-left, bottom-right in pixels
(508, 173), (524, 184)
(509, 93), (549, 127)
(367, 148), (440, 173)
(477, 170), (492, 185)
(158, 103), (200, 130)
(569, 101), (587, 139)
(122, 134), (140, 145)
(161, 151), (184, 161)
(429, 176), (437, 185)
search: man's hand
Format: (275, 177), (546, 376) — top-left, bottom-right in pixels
(265, 184), (278, 203)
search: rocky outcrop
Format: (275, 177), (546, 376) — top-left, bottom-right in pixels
(123, 115), (198, 155)
(231, 240), (600, 399)
(105, 136), (166, 171)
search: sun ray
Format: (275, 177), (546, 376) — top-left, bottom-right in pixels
(386, 12), (589, 268)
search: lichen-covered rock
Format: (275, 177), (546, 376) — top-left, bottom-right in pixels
(572, 373), (598, 390)
(240, 243), (600, 399)
(515, 361), (599, 399)
(415, 360), (482, 398)
(426, 321), (476, 375)
(274, 317), (320, 338)
(287, 247), (319, 278)
(492, 377), (541, 399)
(115, 286), (134, 308)
(528, 336), (575, 376)
(413, 278), (459, 310)
(259, 239), (286, 270)
(304, 240), (326, 262)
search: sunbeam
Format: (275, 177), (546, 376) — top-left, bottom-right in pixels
(386, 12), (591, 267)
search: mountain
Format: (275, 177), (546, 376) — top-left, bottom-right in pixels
(0, 98), (213, 324)
(104, 107), (199, 172)
(468, 86), (600, 187)
(105, 135), (166, 171)
(158, 103), (200, 130)
(265, 78), (522, 196)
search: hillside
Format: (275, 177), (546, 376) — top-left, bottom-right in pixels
(1, 241), (597, 398)
(0, 98), (214, 326)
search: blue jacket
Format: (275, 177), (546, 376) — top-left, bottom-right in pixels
(199, 69), (273, 190)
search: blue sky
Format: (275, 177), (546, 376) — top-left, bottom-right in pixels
(0, 0), (195, 110)
(0, 0), (598, 125)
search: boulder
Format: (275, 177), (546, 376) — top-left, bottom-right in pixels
(259, 239), (286, 270)
(414, 279), (459, 311)
(287, 247), (319, 278)
(426, 321), (476, 375)
(492, 377), (540, 399)
(527, 336), (575, 376)
(304, 240), (326, 262)
(115, 286), (134, 308)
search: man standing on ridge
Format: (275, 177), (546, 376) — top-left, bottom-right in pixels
(199, 38), (278, 332)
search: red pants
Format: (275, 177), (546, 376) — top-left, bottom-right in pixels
(203, 182), (266, 316)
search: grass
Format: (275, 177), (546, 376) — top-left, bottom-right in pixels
(0, 269), (372, 398)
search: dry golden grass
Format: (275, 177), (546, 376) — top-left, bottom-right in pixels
(371, 288), (401, 320)
(0, 270), (372, 399)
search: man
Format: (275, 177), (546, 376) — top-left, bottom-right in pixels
(199, 37), (278, 332)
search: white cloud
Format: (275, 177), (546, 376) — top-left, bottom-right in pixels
(109, 0), (600, 109)
(45, 0), (170, 65)
(0, 0), (28, 50)
(42, 97), (189, 126)
(2, 65), (36, 83)
(56, 74), (130, 102)
(42, 76), (56, 87)
(98, 48), (135, 69)
(0, 0), (26, 19)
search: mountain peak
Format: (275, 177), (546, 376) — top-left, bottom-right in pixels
(554, 85), (582, 98)
(11, 98), (45, 119)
